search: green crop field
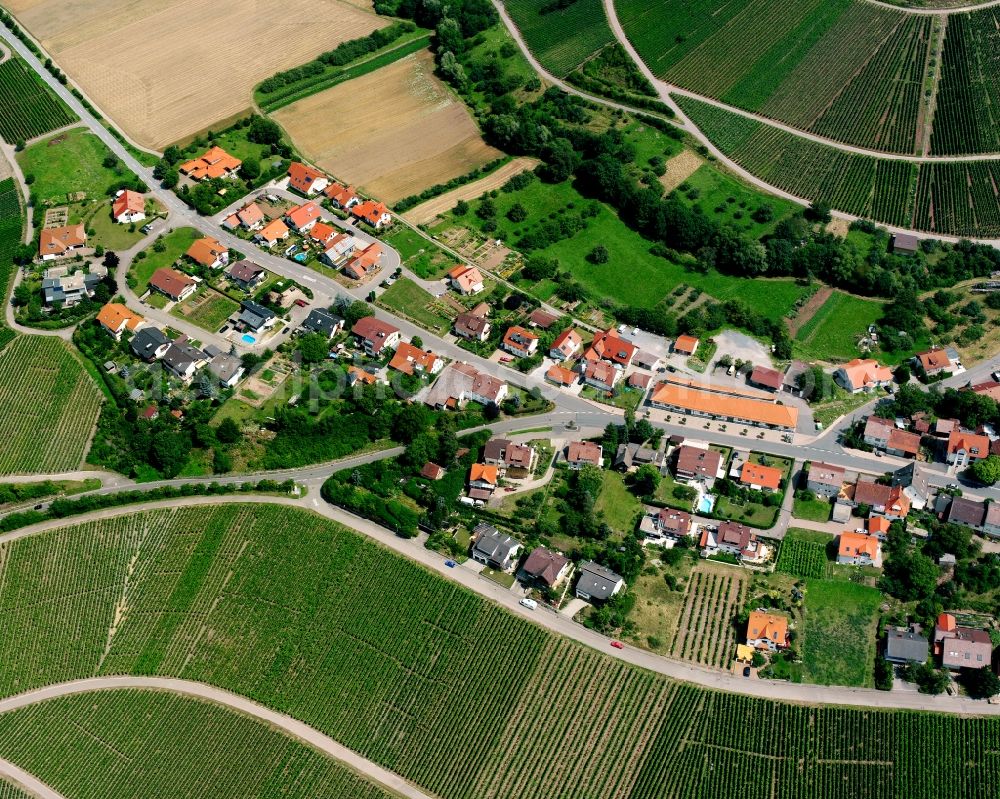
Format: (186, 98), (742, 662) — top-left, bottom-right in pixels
(0, 57), (76, 145)
(0, 336), (103, 475)
(794, 291), (885, 361)
(1, 503), (999, 798)
(0, 781), (31, 799)
(931, 8), (1000, 155)
(504, 0), (614, 76)
(17, 129), (136, 206)
(0, 177), (21, 300)
(0, 690), (396, 799)
(801, 579), (882, 687)
(776, 529), (831, 579)
(677, 96), (1000, 238)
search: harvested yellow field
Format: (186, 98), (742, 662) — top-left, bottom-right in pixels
(403, 157), (541, 224)
(275, 50), (502, 204)
(5, 0), (387, 149)
(659, 150), (703, 193)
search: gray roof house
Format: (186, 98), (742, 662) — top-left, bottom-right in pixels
(130, 327), (170, 361)
(470, 523), (521, 571)
(891, 462), (931, 510)
(239, 301), (277, 332)
(884, 626), (928, 664)
(614, 442), (665, 472)
(302, 307), (344, 338)
(208, 353), (244, 388)
(575, 561), (624, 602)
(162, 342), (207, 382)
(42, 271), (100, 306)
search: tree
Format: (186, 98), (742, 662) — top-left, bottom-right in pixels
(961, 666), (1000, 699)
(391, 404), (432, 444)
(587, 245), (609, 264)
(629, 418), (655, 444)
(483, 401), (501, 421)
(160, 166), (179, 189)
(239, 157), (261, 181)
(874, 656), (893, 691)
(247, 115), (281, 145)
(805, 201), (832, 223)
(296, 332), (329, 364)
(633, 464), (660, 496)
(454, 199), (470, 216)
(970, 455), (1000, 485)
(507, 203), (528, 223)
(216, 417), (242, 445)
(410, 335), (423, 349)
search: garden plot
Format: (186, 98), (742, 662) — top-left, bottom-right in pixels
(670, 562), (748, 668)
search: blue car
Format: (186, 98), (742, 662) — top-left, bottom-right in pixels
(444, 560), (457, 568)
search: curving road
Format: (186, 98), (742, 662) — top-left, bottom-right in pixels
(0, 677), (435, 799)
(862, 0), (1000, 13)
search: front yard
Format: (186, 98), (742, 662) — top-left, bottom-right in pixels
(170, 289), (240, 333)
(130, 227), (200, 294)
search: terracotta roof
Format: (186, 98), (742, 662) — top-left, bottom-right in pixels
(749, 365), (783, 390)
(546, 364), (576, 386)
(449, 265), (484, 293)
(853, 480), (910, 517)
(838, 358), (892, 391)
(566, 441), (602, 466)
(388, 341), (439, 375)
(916, 348), (951, 372)
(285, 201), (322, 230)
(308, 221), (337, 244)
(585, 328), (637, 366)
(502, 326), (538, 355)
(351, 316), (399, 353)
(628, 371), (652, 389)
(344, 243), (382, 279)
(186, 236), (226, 267)
(325, 182), (358, 205)
(97, 302), (142, 333)
(469, 463), (498, 486)
(179, 146), (241, 180)
(346, 365), (377, 385)
(839, 531), (880, 561)
(747, 611), (788, 646)
(149, 268), (194, 298)
(660, 373), (775, 401)
(287, 161), (326, 193)
(236, 201), (264, 227)
(112, 190), (144, 218)
(39, 224), (86, 256)
(674, 334), (699, 355)
(864, 415), (893, 439)
(937, 613), (957, 633)
(887, 428), (921, 455)
(650, 382), (798, 429)
(739, 461), (783, 491)
(550, 328), (582, 358)
(352, 200), (390, 225)
(584, 359), (618, 388)
(947, 429), (989, 458)
(969, 381), (1000, 402)
(527, 308), (558, 328)
(656, 508), (691, 537)
(421, 462), (445, 480)
(257, 218), (289, 242)
(868, 516), (891, 535)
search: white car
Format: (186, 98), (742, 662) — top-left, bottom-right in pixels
(519, 598), (538, 610)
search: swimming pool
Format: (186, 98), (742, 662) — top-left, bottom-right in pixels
(697, 494), (716, 514)
(241, 333), (256, 344)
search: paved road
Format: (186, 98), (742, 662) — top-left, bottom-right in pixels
(862, 0), (1000, 13)
(0, 760), (65, 799)
(0, 677), (434, 799)
(3, 493), (1000, 715)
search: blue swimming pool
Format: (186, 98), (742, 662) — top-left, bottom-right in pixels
(697, 494), (716, 514)
(241, 333), (256, 344)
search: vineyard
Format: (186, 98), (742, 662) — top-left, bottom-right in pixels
(0, 336), (103, 475)
(776, 531), (830, 579)
(678, 96), (1000, 238)
(615, 0), (935, 154)
(669, 563), (747, 667)
(931, 8), (1000, 155)
(0, 177), (20, 301)
(0, 782), (30, 799)
(0, 57), (76, 144)
(503, 0), (614, 77)
(0, 690), (395, 799)
(0, 504), (998, 798)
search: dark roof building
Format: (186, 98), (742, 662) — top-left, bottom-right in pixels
(575, 561), (624, 602)
(884, 626), (928, 665)
(520, 546), (570, 587)
(302, 308), (343, 338)
(239, 301), (276, 332)
(470, 523), (521, 570)
(130, 327), (170, 361)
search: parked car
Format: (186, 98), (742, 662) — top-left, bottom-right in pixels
(294, 299), (308, 307)
(742, 666), (751, 677)
(610, 640), (624, 649)
(519, 598), (538, 610)
(444, 560), (456, 568)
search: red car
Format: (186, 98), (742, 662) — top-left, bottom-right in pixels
(610, 640), (624, 650)
(294, 299), (308, 307)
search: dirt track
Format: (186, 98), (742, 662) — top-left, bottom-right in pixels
(403, 157), (540, 223)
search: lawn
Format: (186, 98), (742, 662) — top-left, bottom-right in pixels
(80, 201), (145, 251)
(811, 386), (882, 430)
(580, 384), (644, 413)
(594, 470), (643, 533)
(653, 472), (696, 511)
(171, 290), (240, 333)
(792, 495), (832, 522)
(629, 556), (696, 653)
(130, 227), (200, 294)
(801, 578), (882, 687)
(681, 164), (798, 240)
(436, 177), (808, 320)
(18, 129), (135, 205)
(714, 495), (778, 529)
(382, 226), (456, 279)
(794, 290), (884, 361)
(377, 278), (454, 335)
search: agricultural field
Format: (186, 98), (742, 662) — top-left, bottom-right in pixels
(0, 690), (396, 799)
(669, 562), (747, 668)
(3, 0), (387, 148)
(0, 335), (103, 475)
(0, 177), (21, 299)
(616, 0), (935, 154)
(0, 55), (76, 144)
(679, 96), (1000, 239)
(274, 51), (503, 203)
(931, 8), (1000, 155)
(17, 129), (135, 205)
(0, 782), (31, 799)
(776, 528), (831, 579)
(793, 290), (885, 361)
(0, 504), (999, 797)
(503, 0), (614, 77)
(801, 578), (882, 686)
